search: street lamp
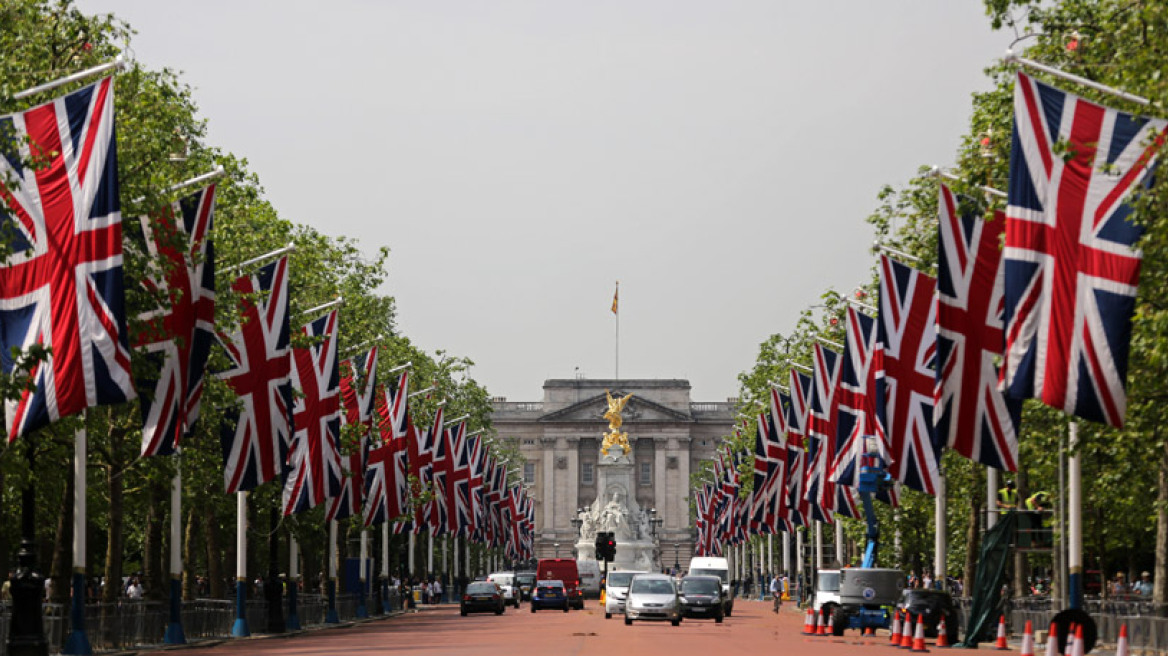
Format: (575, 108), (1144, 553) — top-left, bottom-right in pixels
(674, 543), (681, 574)
(648, 508), (663, 538)
(570, 507), (585, 537)
(554, 542), (560, 558)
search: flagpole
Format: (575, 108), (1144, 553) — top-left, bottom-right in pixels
(163, 454), (186, 644)
(232, 492), (249, 637)
(1005, 50), (1153, 106)
(222, 243), (295, 276)
(934, 470), (946, 590)
(613, 281), (620, 381)
(13, 56), (126, 100)
(357, 530), (369, 618)
(63, 420), (92, 655)
(381, 522), (390, 612)
(326, 520), (339, 623)
(1068, 421), (1083, 609)
(130, 166), (226, 206)
(287, 537), (301, 629)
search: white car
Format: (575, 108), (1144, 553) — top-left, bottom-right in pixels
(604, 570), (646, 619)
(623, 573), (681, 627)
(487, 572), (521, 608)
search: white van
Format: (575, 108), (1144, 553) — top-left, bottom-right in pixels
(576, 559), (601, 598)
(603, 569), (647, 619)
(486, 571), (520, 608)
(813, 569), (841, 613)
(687, 556), (733, 617)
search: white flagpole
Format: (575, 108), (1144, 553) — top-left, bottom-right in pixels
(164, 456), (185, 643)
(13, 57), (126, 100)
(1069, 422), (1083, 608)
(63, 420), (91, 654)
(357, 530), (369, 618)
(326, 520), (339, 622)
(381, 522), (390, 610)
(231, 492), (249, 637)
(613, 280), (619, 381)
(987, 467), (999, 529)
(222, 243), (295, 276)
(287, 537), (301, 629)
(1005, 50), (1153, 106)
(408, 532), (416, 576)
(834, 521), (844, 566)
(130, 167), (226, 206)
(935, 471), (947, 589)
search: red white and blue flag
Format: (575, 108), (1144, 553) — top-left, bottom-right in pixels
(786, 369), (813, 526)
(282, 310), (343, 515)
(878, 255), (942, 495)
(327, 347), (378, 521)
(414, 406), (445, 534)
(1, 77), (135, 440)
(750, 407), (787, 535)
(217, 256), (292, 493)
(134, 185), (217, 457)
(442, 420), (474, 535)
(805, 343), (850, 521)
(936, 184), (1021, 471)
(1003, 72), (1168, 427)
(367, 371), (412, 529)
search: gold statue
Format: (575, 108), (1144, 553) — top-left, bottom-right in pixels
(601, 391), (633, 457)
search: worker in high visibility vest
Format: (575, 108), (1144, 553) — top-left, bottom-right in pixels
(998, 481), (1019, 509)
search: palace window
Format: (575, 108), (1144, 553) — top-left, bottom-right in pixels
(524, 462), (536, 484)
(581, 462), (594, 485)
(640, 461), (652, 486)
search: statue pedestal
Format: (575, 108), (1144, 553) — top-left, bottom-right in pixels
(575, 456), (658, 572)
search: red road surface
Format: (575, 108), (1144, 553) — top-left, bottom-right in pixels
(158, 599), (982, 656)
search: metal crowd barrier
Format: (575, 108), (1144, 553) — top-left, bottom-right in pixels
(0, 591), (403, 656)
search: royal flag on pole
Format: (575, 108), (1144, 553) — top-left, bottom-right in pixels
(134, 185), (217, 456)
(367, 371), (412, 529)
(1, 77), (135, 440)
(786, 369), (813, 526)
(831, 307), (886, 489)
(217, 256), (292, 493)
(878, 255), (942, 495)
(282, 310), (343, 515)
(936, 184), (1021, 471)
(611, 281), (619, 315)
(327, 347), (378, 521)
(806, 343), (848, 520)
(1002, 72), (1168, 427)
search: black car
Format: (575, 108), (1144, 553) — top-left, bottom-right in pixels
(678, 575), (725, 623)
(896, 589), (958, 643)
(461, 581), (505, 616)
(515, 571), (537, 601)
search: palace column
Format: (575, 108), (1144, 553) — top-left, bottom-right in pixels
(541, 438), (556, 538)
(654, 437), (667, 519)
(566, 438), (580, 543)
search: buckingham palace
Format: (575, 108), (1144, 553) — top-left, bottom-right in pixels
(490, 378), (737, 567)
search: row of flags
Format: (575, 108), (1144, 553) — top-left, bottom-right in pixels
(695, 71), (1168, 554)
(0, 76), (534, 556)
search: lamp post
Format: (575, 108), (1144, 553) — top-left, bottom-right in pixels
(554, 543), (560, 558)
(674, 543), (681, 575)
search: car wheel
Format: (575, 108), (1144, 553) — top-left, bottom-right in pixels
(715, 615), (723, 624)
(945, 611), (960, 645)
(671, 618), (680, 627)
(461, 609), (467, 617)
(624, 616), (632, 626)
(563, 605), (569, 613)
(496, 607), (504, 615)
(831, 609), (848, 636)
(726, 606), (733, 618)
(530, 605), (536, 613)
(605, 612), (612, 619)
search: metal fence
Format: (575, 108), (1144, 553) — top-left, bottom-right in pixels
(0, 590), (402, 656)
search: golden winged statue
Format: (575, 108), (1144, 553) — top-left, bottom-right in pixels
(601, 391), (633, 457)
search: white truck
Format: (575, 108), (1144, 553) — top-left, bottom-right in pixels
(813, 569), (841, 615)
(575, 559), (601, 598)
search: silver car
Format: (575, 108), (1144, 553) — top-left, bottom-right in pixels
(624, 573), (682, 626)
(604, 570), (646, 619)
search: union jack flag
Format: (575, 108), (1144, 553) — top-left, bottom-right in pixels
(936, 184), (1021, 470)
(695, 484), (722, 557)
(217, 256), (291, 493)
(750, 407), (786, 535)
(831, 307), (886, 488)
(786, 369), (813, 526)
(806, 343), (846, 521)
(1, 77), (135, 440)
(441, 421), (474, 535)
(414, 406), (445, 534)
(878, 255), (942, 494)
(367, 371), (411, 529)
(1003, 72), (1168, 427)
(133, 184), (217, 456)
(282, 310), (343, 515)
(327, 347), (378, 521)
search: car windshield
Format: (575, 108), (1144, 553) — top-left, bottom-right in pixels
(631, 579), (675, 595)
(607, 572), (637, 587)
(467, 583), (496, 594)
(689, 568), (727, 583)
(491, 575), (513, 586)
(818, 571), (840, 592)
(516, 574), (536, 585)
(681, 579), (720, 595)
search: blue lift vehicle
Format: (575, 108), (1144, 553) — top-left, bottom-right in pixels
(831, 438), (905, 636)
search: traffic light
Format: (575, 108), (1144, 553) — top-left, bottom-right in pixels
(595, 531), (616, 562)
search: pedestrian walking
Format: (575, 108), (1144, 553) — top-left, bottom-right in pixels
(769, 574), (782, 613)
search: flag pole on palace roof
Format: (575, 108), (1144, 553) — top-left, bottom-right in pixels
(612, 280), (620, 382)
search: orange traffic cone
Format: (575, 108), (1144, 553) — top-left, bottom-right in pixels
(1063, 624), (1075, 656)
(804, 608), (815, 635)
(1045, 620), (1059, 656)
(902, 614), (916, 649)
(1116, 623), (1129, 656)
(890, 610), (902, 644)
(936, 616), (951, 648)
(815, 609), (825, 635)
(866, 626), (875, 636)
(1020, 620), (1035, 656)
(1070, 624), (1084, 656)
(994, 614), (1009, 650)
(825, 609), (835, 636)
(911, 614), (930, 653)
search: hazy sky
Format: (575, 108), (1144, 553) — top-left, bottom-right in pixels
(78, 1), (1008, 403)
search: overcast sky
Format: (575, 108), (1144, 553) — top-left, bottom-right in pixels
(78, 0), (1008, 403)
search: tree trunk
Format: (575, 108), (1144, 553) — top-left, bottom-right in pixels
(204, 505), (224, 598)
(1154, 432), (1168, 607)
(48, 459), (73, 605)
(963, 468), (984, 596)
(101, 430), (126, 604)
(183, 506), (197, 600)
(143, 479), (166, 601)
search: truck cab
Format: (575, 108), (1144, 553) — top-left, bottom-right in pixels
(813, 569), (842, 614)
